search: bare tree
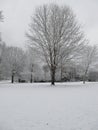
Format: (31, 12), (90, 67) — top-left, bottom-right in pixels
(0, 11), (4, 61)
(81, 45), (98, 84)
(0, 42), (6, 80)
(27, 4), (86, 85)
(0, 11), (3, 22)
(25, 48), (41, 83)
(2, 47), (25, 83)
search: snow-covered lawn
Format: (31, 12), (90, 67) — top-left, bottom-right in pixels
(0, 82), (98, 130)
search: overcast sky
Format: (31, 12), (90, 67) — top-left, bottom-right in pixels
(0, 0), (98, 48)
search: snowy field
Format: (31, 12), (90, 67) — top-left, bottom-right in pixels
(0, 82), (98, 130)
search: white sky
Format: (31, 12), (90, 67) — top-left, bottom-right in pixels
(0, 0), (98, 48)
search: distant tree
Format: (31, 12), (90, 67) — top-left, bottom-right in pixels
(88, 71), (98, 82)
(0, 11), (4, 78)
(27, 4), (86, 85)
(0, 11), (4, 63)
(0, 42), (6, 80)
(81, 45), (98, 84)
(0, 11), (3, 22)
(25, 48), (40, 83)
(2, 47), (25, 83)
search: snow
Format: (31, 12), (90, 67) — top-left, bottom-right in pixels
(0, 82), (98, 130)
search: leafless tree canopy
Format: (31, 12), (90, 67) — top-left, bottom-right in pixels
(27, 4), (86, 85)
(81, 45), (98, 83)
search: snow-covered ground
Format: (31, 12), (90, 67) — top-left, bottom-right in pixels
(0, 82), (98, 130)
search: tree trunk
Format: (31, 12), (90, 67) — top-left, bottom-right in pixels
(60, 57), (63, 81)
(44, 72), (46, 81)
(30, 73), (33, 83)
(51, 69), (55, 85)
(83, 68), (88, 84)
(83, 80), (85, 84)
(83, 74), (86, 84)
(11, 74), (14, 83)
(61, 66), (63, 81)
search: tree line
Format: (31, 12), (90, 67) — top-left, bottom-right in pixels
(0, 41), (98, 84)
